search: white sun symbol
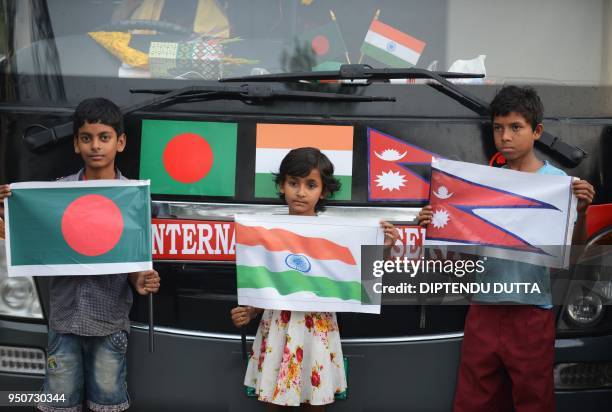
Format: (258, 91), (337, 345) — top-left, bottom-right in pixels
(375, 170), (406, 191)
(374, 149), (407, 162)
(432, 209), (450, 229)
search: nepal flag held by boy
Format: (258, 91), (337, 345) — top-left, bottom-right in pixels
(425, 158), (577, 269)
(4, 180), (152, 277)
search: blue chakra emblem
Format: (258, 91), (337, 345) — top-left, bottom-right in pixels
(285, 254), (311, 273)
(386, 41), (397, 52)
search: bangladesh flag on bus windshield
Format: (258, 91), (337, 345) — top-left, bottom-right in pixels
(4, 180), (152, 277)
(139, 119), (238, 196)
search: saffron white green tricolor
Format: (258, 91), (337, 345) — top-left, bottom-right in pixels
(361, 19), (426, 67)
(254, 124), (354, 200)
(235, 214), (382, 313)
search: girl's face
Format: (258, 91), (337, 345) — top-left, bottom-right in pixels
(280, 168), (325, 216)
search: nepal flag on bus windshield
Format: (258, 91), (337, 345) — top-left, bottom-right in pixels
(368, 128), (439, 201)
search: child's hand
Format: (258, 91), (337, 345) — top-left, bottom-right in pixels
(381, 221), (400, 246)
(231, 306), (260, 328)
(130, 270), (161, 295)
(572, 179), (595, 214)
(417, 205), (433, 227)
(0, 185), (11, 200)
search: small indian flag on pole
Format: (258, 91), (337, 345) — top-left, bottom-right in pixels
(254, 123), (354, 200)
(360, 19), (426, 67)
(235, 215), (382, 313)
(4, 180), (152, 277)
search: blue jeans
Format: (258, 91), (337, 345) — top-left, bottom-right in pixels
(38, 329), (130, 412)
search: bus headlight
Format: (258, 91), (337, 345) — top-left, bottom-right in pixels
(0, 277), (43, 319)
(565, 289), (604, 327)
(558, 224), (612, 334)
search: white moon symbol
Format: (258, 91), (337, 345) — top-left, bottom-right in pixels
(433, 186), (453, 199)
(374, 150), (408, 161)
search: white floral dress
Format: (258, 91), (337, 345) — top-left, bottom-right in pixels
(244, 309), (346, 406)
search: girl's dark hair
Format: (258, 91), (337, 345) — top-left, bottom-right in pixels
(490, 85), (543, 130)
(274, 147), (341, 212)
(73, 97), (124, 136)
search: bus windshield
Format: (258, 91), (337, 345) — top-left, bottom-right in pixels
(1, 0), (610, 85)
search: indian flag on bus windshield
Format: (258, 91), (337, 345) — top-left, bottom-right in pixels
(254, 124), (354, 200)
(235, 215), (382, 313)
(361, 19), (426, 67)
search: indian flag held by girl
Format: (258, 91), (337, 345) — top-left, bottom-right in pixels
(235, 214), (382, 313)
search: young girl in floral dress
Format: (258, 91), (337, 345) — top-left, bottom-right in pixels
(231, 147), (398, 410)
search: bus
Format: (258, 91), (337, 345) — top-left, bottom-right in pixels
(0, 1), (611, 410)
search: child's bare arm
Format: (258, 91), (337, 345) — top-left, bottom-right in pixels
(0, 185), (11, 201)
(1, 184), (12, 226)
(230, 306), (263, 328)
(417, 205), (433, 227)
(129, 270), (161, 295)
(571, 179), (596, 245)
(381, 221), (400, 246)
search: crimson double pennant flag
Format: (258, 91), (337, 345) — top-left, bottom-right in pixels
(426, 159), (577, 269)
(368, 128), (439, 201)
(4, 180), (152, 277)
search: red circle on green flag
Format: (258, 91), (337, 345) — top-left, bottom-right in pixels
(311, 35), (329, 56)
(162, 133), (213, 183)
(61, 194), (124, 256)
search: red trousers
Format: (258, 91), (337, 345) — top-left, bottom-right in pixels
(453, 305), (556, 412)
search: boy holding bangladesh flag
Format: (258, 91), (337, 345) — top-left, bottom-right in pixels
(1, 97), (160, 412)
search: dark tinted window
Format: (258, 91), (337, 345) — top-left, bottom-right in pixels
(2, 0), (608, 85)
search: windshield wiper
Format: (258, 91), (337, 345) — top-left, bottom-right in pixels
(130, 84), (395, 105)
(220, 64), (484, 82)
(221, 65), (586, 165)
(23, 84), (394, 151)
(221, 64), (490, 116)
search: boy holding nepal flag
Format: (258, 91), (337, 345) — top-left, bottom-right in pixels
(418, 86), (595, 412)
(0, 98), (160, 412)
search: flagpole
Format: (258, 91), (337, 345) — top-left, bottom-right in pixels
(329, 10), (350, 64)
(148, 292), (155, 353)
(358, 9), (380, 64)
(241, 329), (247, 361)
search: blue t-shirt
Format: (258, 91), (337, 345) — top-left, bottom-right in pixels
(472, 161), (569, 307)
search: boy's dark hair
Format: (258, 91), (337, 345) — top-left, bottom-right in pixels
(490, 86), (543, 130)
(73, 97), (124, 136)
(274, 147), (341, 213)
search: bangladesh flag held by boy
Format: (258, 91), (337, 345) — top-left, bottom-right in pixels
(4, 180), (152, 277)
(140, 119), (238, 196)
(235, 214), (381, 313)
